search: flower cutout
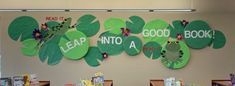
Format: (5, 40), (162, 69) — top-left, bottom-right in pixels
(32, 29), (43, 40)
(181, 20), (189, 27)
(121, 28), (130, 36)
(41, 23), (48, 31)
(176, 34), (183, 40)
(102, 52), (108, 59)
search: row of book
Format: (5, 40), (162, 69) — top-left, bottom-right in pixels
(64, 72), (104, 86)
(0, 74), (39, 86)
(164, 77), (197, 86)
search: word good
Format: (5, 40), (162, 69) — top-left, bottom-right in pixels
(142, 29), (170, 37)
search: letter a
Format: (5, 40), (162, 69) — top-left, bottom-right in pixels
(129, 41), (136, 49)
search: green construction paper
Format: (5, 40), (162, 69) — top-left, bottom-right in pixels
(104, 18), (126, 34)
(76, 14), (100, 37)
(21, 39), (39, 56)
(143, 42), (162, 59)
(123, 36), (143, 56)
(184, 20), (213, 49)
(143, 19), (169, 45)
(126, 16), (145, 34)
(46, 21), (60, 29)
(8, 16), (39, 41)
(97, 31), (124, 55)
(21, 48), (38, 57)
(42, 18), (72, 43)
(212, 30), (226, 49)
(59, 30), (89, 60)
(84, 47), (104, 67)
(168, 20), (185, 38)
(52, 17), (72, 35)
(39, 35), (64, 65)
(161, 41), (190, 69)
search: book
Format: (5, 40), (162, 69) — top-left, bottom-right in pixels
(0, 77), (12, 86)
(92, 76), (104, 86)
(12, 76), (24, 86)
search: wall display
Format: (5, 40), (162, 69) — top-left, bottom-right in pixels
(7, 14), (226, 69)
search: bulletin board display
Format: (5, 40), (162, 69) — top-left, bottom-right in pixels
(7, 14), (226, 70)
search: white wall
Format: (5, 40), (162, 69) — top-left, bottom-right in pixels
(0, 12), (234, 86)
(0, 0), (191, 9)
(0, 0), (235, 13)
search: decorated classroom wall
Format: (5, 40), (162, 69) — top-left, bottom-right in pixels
(0, 12), (234, 86)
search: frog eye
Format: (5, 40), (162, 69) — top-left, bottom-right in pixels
(175, 41), (179, 44)
(64, 19), (67, 21)
(162, 50), (166, 53)
(167, 41), (170, 44)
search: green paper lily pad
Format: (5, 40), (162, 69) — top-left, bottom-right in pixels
(143, 42), (162, 59)
(39, 35), (64, 65)
(104, 18), (126, 34)
(212, 30), (226, 49)
(8, 16), (39, 41)
(123, 36), (143, 56)
(161, 41), (190, 69)
(76, 14), (100, 37)
(59, 30), (89, 60)
(168, 20), (185, 38)
(97, 31), (124, 55)
(84, 47), (104, 67)
(21, 39), (39, 56)
(126, 16), (145, 34)
(143, 19), (169, 45)
(184, 20), (213, 49)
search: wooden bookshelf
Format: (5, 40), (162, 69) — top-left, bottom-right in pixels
(212, 80), (231, 86)
(30, 81), (50, 86)
(104, 80), (113, 86)
(150, 80), (164, 86)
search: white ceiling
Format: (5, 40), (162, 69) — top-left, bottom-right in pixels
(0, 0), (234, 13)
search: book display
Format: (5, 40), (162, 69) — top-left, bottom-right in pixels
(0, 74), (39, 86)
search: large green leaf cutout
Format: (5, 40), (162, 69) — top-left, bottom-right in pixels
(143, 42), (162, 59)
(84, 47), (104, 67)
(143, 19), (169, 45)
(59, 30), (89, 60)
(39, 35), (64, 65)
(21, 39), (39, 56)
(161, 41), (190, 69)
(184, 20), (213, 49)
(212, 30), (226, 49)
(76, 14), (100, 37)
(123, 36), (143, 56)
(104, 18), (126, 34)
(168, 20), (185, 38)
(97, 31), (124, 55)
(8, 16), (39, 41)
(126, 16), (145, 34)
